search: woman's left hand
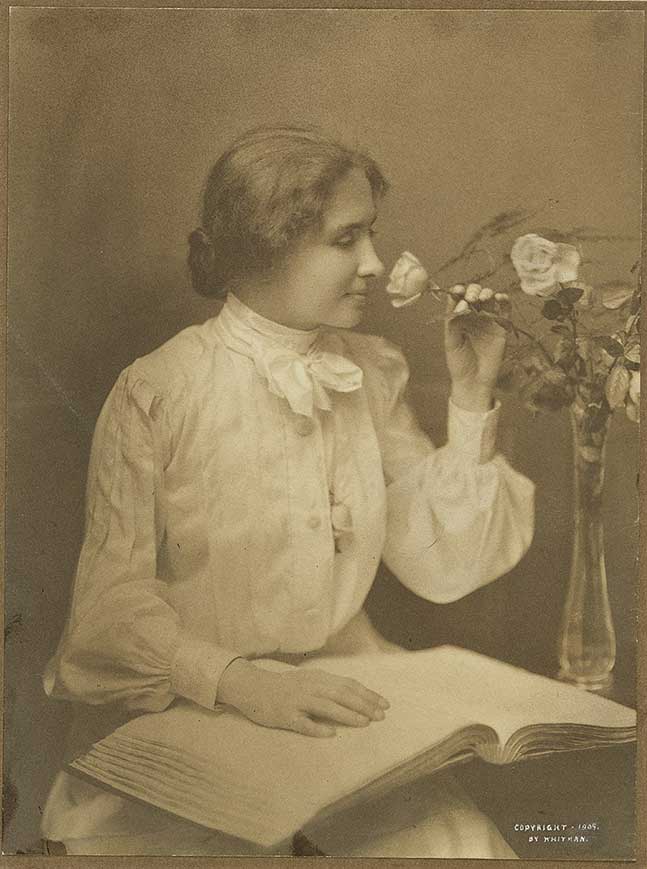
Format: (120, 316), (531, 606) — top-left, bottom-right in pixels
(444, 284), (508, 413)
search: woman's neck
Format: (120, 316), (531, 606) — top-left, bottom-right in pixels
(226, 293), (319, 350)
(230, 293), (293, 328)
(232, 280), (311, 331)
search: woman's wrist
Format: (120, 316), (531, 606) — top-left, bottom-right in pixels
(217, 657), (262, 708)
(450, 382), (495, 413)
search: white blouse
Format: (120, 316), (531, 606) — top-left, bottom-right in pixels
(44, 293), (535, 717)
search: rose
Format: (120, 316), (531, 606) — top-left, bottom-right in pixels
(511, 234), (581, 297)
(386, 251), (438, 308)
(386, 251), (435, 307)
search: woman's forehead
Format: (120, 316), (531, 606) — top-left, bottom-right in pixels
(322, 169), (378, 231)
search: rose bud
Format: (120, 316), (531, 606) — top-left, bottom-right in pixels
(386, 251), (438, 308)
(452, 299), (470, 315)
(511, 233), (580, 297)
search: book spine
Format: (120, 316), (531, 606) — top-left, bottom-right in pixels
(474, 744), (507, 765)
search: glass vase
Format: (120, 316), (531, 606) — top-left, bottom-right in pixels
(557, 401), (616, 692)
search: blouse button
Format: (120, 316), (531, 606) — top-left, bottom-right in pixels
(295, 417), (315, 436)
(307, 515), (321, 530)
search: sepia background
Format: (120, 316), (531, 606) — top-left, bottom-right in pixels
(6, 7), (642, 856)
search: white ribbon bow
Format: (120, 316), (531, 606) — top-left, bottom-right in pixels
(254, 345), (363, 417)
(215, 294), (364, 417)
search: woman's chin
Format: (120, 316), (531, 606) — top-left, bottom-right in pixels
(322, 298), (367, 329)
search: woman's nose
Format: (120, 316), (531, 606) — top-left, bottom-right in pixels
(358, 238), (385, 279)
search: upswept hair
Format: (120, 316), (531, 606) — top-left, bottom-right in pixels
(187, 126), (388, 298)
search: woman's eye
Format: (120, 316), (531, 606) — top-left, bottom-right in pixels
(334, 227), (378, 248)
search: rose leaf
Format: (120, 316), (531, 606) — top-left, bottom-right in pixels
(557, 286), (584, 306)
(604, 364), (631, 409)
(602, 285), (634, 310)
(624, 343), (640, 364)
(595, 336), (625, 357)
(542, 299), (565, 321)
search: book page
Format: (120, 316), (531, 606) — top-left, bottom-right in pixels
(84, 652), (488, 842)
(363, 646), (636, 746)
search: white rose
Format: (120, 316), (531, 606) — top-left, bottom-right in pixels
(511, 233), (581, 297)
(386, 251), (437, 308)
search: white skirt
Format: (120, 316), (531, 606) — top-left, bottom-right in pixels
(43, 768), (517, 858)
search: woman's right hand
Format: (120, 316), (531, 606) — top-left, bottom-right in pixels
(217, 658), (390, 737)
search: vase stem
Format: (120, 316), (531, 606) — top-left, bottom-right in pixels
(557, 403), (616, 692)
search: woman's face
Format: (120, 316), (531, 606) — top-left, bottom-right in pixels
(252, 169), (385, 330)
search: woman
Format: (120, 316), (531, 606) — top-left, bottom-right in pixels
(41, 125), (534, 856)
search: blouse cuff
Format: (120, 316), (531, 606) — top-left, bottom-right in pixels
(170, 634), (241, 710)
(447, 397), (500, 464)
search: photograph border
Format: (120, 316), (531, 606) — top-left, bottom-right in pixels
(1, 1), (644, 867)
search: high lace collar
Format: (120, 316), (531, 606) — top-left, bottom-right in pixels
(223, 292), (320, 355)
(215, 292), (364, 418)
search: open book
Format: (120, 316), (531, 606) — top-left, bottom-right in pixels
(69, 646), (636, 848)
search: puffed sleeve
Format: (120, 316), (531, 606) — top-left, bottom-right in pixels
(43, 366), (240, 713)
(368, 341), (535, 603)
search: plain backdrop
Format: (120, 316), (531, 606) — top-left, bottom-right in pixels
(6, 7), (642, 854)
